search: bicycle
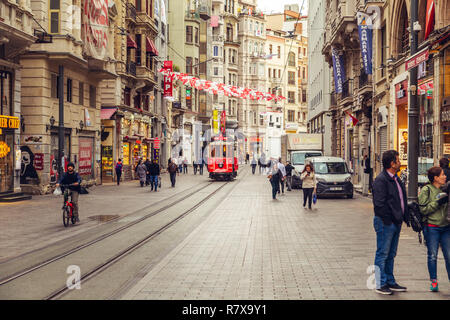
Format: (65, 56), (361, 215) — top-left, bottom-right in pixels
(60, 184), (77, 227)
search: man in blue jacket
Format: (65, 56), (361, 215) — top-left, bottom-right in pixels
(372, 150), (408, 295)
(57, 162), (82, 222)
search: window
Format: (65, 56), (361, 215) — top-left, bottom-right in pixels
(278, 69), (281, 78)
(249, 20), (253, 32)
(277, 46), (280, 59)
(268, 68), (271, 78)
(213, 46), (218, 57)
(302, 90), (307, 102)
(136, 34), (141, 65)
(288, 52), (295, 67)
(186, 26), (193, 43)
(303, 48), (306, 56)
(302, 67), (306, 79)
(67, 78), (72, 102)
(89, 85), (96, 108)
(49, 0), (60, 34)
(288, 91), (295, 104)
(248, 41), (252, 53)
(273, 69), (276, 78)
(51, 74), (60, 98)
(79, 82), (84, 105)
(136, 0), (141, 11)
(195, 27), (199, 44)
(194, 58), (199, 75)
(214, 67), (219, 76)
(298, 47), (301, 56)
(124, 87), (131, 106)
(288, 71), (295, 85)
(381, 25), (386, 77)
(288, 110), (295, 122)
(186, 57), (193, 74)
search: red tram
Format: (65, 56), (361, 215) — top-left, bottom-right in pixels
(207, 135), (238, 181)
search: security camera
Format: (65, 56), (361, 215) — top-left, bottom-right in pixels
(413, 21), (422, 32)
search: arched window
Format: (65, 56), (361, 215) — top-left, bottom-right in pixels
(397, 2), (409, 54)
(288, 52), (296, 67)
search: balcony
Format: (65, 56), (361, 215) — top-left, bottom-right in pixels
(136, 65), (156, 83)
(126, 62), (137, 77)
(198, 4), (211, 20)
(126, 4), (137, 22)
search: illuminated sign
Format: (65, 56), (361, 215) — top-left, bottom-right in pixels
(0, 141), (11, 158)
(0, 115), (20, 129)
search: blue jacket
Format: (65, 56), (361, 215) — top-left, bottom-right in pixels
(372, 170), (408, 225)
(58, 171), (82, 193)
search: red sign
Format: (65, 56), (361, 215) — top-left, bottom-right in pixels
(79, 138), (93, 176)
(395, 80), (408, 105)
(220, 110), (226, 134)
(82, 0), (109, 59)
(405, 48), (429, 71)
(34, 153), (44, 170)
(163, 61), (173, 97)
(153, 137), (160, 149)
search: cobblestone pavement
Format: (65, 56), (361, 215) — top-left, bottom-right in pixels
(0, 171), (203, 262)
(123, 166), (450, 300)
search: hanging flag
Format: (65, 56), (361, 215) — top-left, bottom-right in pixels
(344, 111), (359, 126)
(210, 15), (219, 28)
(163, 61), (173, 97)
(332, 47), (346, 93)
(424, 0), (435, 40)
(357, 12), (373, 75)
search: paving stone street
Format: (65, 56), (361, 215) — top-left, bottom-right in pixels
(1, 166), (449, 300)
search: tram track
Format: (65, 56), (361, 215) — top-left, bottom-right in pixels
(0, 180), (214, 287)
(0, 180), (230, 299)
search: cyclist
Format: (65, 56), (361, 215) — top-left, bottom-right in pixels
(56, 162), (82, 222)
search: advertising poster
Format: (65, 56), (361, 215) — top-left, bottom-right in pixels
(79, 138), (93, 176)
(34, 153), (44, 171)
(399, 129), (408, 165)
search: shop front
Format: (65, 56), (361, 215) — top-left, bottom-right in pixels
(395, 80), (409, 170)
(0, 115), (20, 193)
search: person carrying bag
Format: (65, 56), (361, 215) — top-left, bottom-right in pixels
(300, 163), (316, 210)
(418, 166), (450, 292)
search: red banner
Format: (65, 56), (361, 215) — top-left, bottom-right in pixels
(79, 138), (93, 176)
(154, 137), (160, 149)
(405, 48), (429, 71)
(163, 61), (173, 97)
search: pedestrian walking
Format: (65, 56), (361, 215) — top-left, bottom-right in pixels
(115, 159), (123, 185)
(418, 166), (450, 292)
(251, 157), (257, 174)
(300, 163), (316, 209)
(439, 158), (450, 183)
(148, 159), (160, 191)
(246, 153), (249, 164)
(183, 157), (188, 174)
(372, 150), (408, 295)
(178, 156), (183, 173)
(144, 158), (152, 186)
(136, 161), (147, 187)
(168, 158), (179, 187)
(200, 158), (205, 175)
(268, 162), (280, 200)
(258, 158), (262, 174)
(362, 154), (371, 195)
(135, 159), (142, 179)
(193, 160), (198, 175)
(277, 158), (286, 195)
(285, 161), (294, 191)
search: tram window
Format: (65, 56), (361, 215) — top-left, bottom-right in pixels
(223, 146), (227, 157)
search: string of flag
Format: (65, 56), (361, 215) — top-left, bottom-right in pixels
(159, 68), (286, 102)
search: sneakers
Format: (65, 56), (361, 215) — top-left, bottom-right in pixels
(388, 283), (407, 292)
(430, 280), (439, 292)
(375, 285), (393, 295)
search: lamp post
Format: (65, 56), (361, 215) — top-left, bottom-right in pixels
(58, 65), (64, 176)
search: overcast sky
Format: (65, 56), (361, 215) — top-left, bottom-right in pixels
(257, 0), (308, 15)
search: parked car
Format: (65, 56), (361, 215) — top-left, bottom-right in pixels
(305, 156), (354, 199)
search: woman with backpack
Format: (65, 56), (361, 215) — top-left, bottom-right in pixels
(418, 166), (450, 292)
(300, 163), (317, 210)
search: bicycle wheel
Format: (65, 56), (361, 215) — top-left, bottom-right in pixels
(63, 206), (70, 227)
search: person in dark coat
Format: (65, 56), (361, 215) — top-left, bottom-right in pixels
(136, 161), (147, 187)
(251, 157), (257, 174)
(144, 159), (152, 186)
(57, 162), (82, 222)
(168, 158), (179, 187)
(285, 161), (294, 191)
(193, 160), (198, 175)
(439, 158), (450, 183)
(372, 150), (408, 295)
(115, 159), (123, 185)
(199, 158), (205, 175)
(148, 159), (160, 191)
(268, 162), (280, 200)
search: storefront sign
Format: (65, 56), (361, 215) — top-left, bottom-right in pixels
(213, 110), (219, 134)
(34, 153), (44, 170)
(332, 47), (346, 93)
(0, 141), (10, 158)
(405, 48), (429, 71)
(79, 138), (93, 176)
(395, 80), (408, 106)
(153, 137), (160, 149)
(418, 79), (434, 96)
(398, 128), (408, 166)
(123, 142), (130, 165)
(0, 115), (20, 129)
(163, 61), (173, 97)
(153, 148), (160, 162)
(444, 144), (450, 155)
(82, 0), (109, 60)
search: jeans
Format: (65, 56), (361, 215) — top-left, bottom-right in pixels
(194, 166), (198, 175)
(116, 172), (121, 185)
(286, 176), (292, 190)
(183, 166), (188, 174)
(170, 173), (176, 187)
(279, 178), (285, 193)
(199, 165), (203, 175)
(150, 175), (158, 191)
(270, 179), (279, 199)
(302, 188), (314, 208)
(423, 225), (450, 281)
(251, 165), (256, 174)
(178, 165), (183, 173)
(373, 216), (401, 288)
(68, 190), (79, 218)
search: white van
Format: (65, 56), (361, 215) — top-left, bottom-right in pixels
(305, 156), (354, 199)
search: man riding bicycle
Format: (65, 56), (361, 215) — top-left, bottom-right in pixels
(56, 162), (82, 222)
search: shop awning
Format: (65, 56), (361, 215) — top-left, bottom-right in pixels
(101, 108), (117, 119)
(127, 35), (137, 48)
(146, 37), (159, 56)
